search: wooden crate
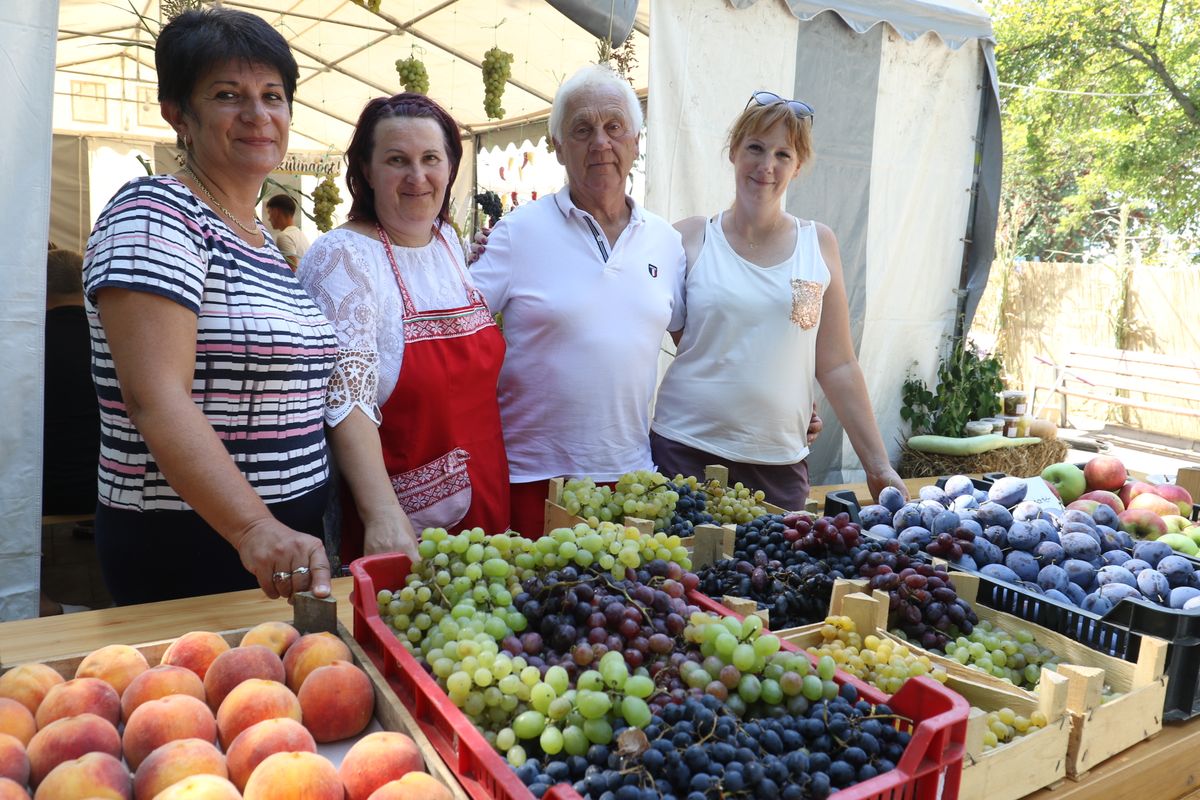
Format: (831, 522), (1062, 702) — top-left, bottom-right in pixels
(780, 587), (1072, 800)
(818, 576), (1168, 780)
(542, 463), (798, 538)
(4, 594), (467, 800)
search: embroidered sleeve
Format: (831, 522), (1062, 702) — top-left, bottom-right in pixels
(297, 232), (384, 426)
(325, 347), (382, 426)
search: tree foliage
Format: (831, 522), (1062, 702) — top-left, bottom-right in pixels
(989, 0), (1200, 259)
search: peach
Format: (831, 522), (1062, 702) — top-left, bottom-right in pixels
(281, 634), (350, 694)
(202, 647), (284, 712)
(160, 635), (230, 684)
(133, 739), (226, 800)
(366, 773), (452, 800)
(0, 664), (65, 716)
(1129, 492), (1179, 518)
(238, 624), (299, 659)
(215, 680), (300, 751)
(120, 667), (206, 722)
(296, 661), (372, 744)
(149, 775), (240, 800)
(0, 778), (29, 800)
(75, 646), (149, 700)
(26, 713), (121, 788)
(0, 699), (36, 746)
(224, 718), (315, 791)
(0, 733), (29, 786)
(122, 696), (216, 771)
(36, 679), (121, 730)
(33, 752), (130, 800)
(243, 752), (341, 800)
(339, 732), (424, 800)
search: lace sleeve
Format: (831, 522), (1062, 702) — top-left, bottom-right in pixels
(297, 232), (384, 426)
(326, 347), (381, 426)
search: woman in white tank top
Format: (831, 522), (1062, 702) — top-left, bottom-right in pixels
(651, 92), (907, 508)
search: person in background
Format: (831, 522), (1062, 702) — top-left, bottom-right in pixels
(650, 91), (907, 507)
(266, 193), (310, 269)
(43, 248), (101, 516)
(470, 64), (686, 537)
(298, 93), (508, 564)
(82, 7), (338, 605)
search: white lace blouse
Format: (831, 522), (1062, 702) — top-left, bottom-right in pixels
(297, 223), (473, 427)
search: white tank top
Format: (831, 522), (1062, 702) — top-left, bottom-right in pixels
(652, 212), (831, 465)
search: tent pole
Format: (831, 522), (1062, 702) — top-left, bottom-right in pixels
(954, 72), (990, 343)
(472, 134), (482, 240)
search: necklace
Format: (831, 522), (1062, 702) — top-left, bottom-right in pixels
(731, 213), (783, 249)
(180, 164), (260, 236)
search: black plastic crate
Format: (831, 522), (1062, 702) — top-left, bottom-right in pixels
(823, 481), (1200, 720)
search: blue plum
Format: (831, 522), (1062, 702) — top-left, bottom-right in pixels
(981, 563), (1021, 584)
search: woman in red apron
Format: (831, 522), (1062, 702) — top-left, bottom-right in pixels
(298, 94), (509, 565)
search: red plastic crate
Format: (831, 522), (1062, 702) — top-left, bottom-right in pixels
(350, 553), (969, 800)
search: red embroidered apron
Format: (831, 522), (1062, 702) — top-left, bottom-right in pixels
(339, 224), (509, 563)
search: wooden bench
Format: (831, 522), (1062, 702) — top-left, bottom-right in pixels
(1033, 347), (1200, 427)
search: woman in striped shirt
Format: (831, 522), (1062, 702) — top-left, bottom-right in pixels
(82, 8), (338, 605)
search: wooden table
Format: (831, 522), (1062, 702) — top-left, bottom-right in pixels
(0, 578), (355, 667)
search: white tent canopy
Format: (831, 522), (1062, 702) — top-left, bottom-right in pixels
(55, 0), (651, 150)
(649, 0), (999, 487)
(1, 0), (999, 619)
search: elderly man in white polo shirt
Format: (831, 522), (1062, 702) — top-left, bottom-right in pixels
(471, 64), (686, 537)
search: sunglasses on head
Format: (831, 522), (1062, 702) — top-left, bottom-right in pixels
(748, 91), (815, 123)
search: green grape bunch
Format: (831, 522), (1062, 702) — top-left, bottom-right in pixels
(350, 0), (382, 12)
(312, 176), (341, 233)
(395, 57), (429, 95)
(481, 46), (514, 120)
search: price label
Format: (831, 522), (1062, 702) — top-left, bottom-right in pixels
(1021, 476), (1064, 511)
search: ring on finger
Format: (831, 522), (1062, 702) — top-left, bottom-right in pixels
(272, 570), (292, 583)
(291, 566), (311, 577)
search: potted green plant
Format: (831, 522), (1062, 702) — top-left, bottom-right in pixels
(901, 338), (1004, 437)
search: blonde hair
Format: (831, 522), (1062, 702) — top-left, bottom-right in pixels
(727, 100), (813, 165)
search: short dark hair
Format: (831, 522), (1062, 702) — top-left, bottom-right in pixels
(266, 194), (298, 217)
(47, 249), (84, 296)
(156, 8), (298, 118)
(345, 93), (463, 226)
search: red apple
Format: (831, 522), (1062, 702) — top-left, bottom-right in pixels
(1084, 455), (1128, 493)
(1128, 492), (1180, 518)
(1067, 499), (1101, 516)
(1118, 509), (1169, 539)
(1120, 481), (1158, 508)
(1153, 484), (1195, 517)
(1077, 490), (1125, 515)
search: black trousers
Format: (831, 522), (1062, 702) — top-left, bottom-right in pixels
(94, 483), (329, 606)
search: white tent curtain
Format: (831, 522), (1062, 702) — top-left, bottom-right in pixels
(647, 0), (999, 488)
(0, 1), (58, 621)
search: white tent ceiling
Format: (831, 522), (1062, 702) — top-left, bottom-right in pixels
(55, 0), (651, 153)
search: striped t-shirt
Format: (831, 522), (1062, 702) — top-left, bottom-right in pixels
(83, 175), (339, 512)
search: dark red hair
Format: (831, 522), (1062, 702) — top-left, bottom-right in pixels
(344, 93), (463, 225)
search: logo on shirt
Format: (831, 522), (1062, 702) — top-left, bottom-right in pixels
(648, 264), (659, 278)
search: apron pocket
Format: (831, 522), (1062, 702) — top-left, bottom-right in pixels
(389, 448), (472, 531)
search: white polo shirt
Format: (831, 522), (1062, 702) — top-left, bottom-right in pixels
(471, 187), (686, 482)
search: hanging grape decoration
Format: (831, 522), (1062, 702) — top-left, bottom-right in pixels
(481, 46), (514, 120)
(395, 57), (429, 95)
(312, 176), (342, 233)
(349, 0), (382, 12)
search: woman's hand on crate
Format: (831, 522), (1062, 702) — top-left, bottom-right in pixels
(868, 466), (908, 505)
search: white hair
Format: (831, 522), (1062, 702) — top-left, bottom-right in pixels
(548, 64), (642, 144)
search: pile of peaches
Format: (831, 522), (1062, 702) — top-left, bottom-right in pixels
(0, 622), (450, 800)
